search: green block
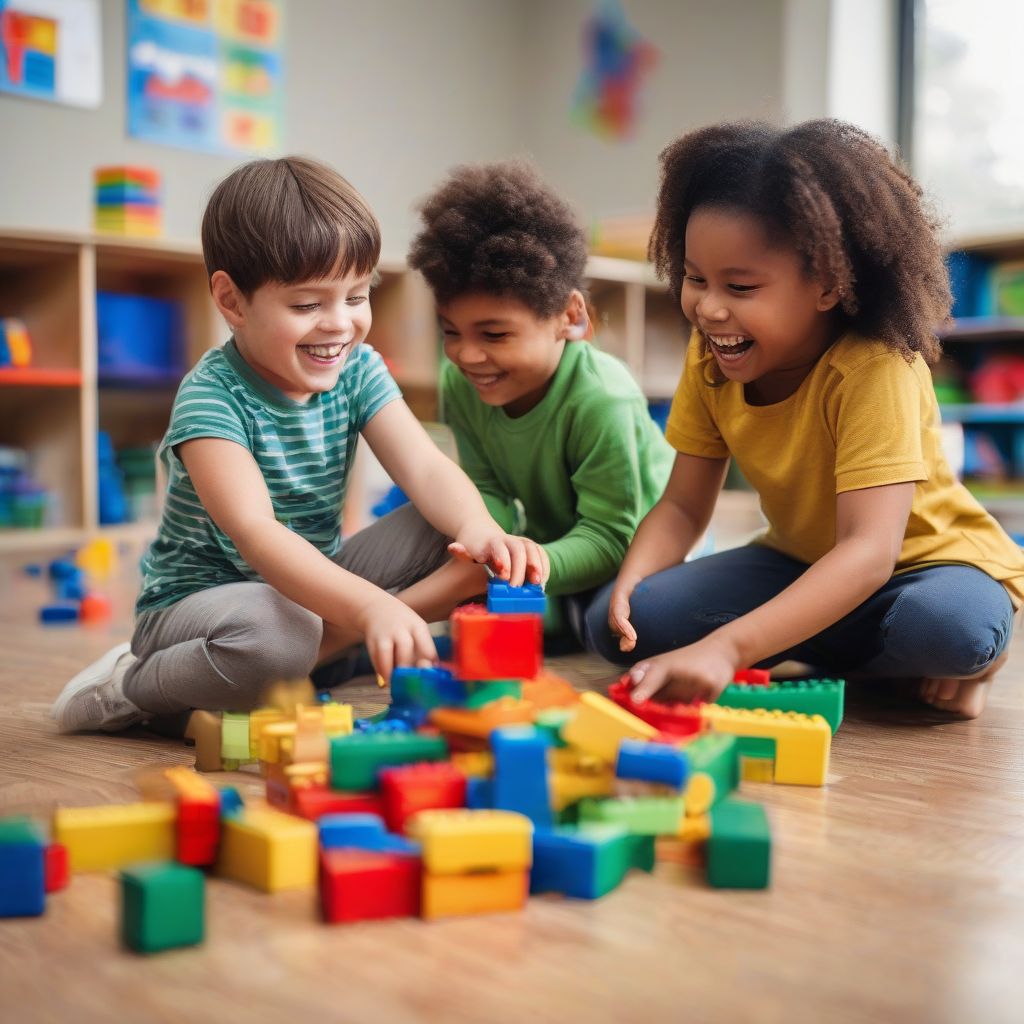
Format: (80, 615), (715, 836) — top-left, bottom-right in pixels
(734, 736), (776, 759)
(685, 733), (739, 806)
(221, 712), (251, 762)
(120, 863), (205, 953)
(545, 823), (650, 897)
(534, 707), (572, 748)
(463, 680), (521, 709)
(329, 732), (448, 790)
(0, 816), (44, 845)
(718, 678), (845, 734)
(707, 798), (771, 889)
(577, 795), (684, 835)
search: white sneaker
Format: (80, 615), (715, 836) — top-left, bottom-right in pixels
(51, 642), (145, 733)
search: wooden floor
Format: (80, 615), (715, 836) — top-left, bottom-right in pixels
(2, 546), (1024, 1024)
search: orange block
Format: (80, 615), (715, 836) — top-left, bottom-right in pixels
(522, 669), (580, 709)
(422, 869), (528, 920)
(429, 698), (535, 741)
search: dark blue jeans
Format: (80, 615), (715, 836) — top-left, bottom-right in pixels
(583, 545), (1015, 679)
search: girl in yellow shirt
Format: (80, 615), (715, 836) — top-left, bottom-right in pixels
(585, 119), (1024, 718)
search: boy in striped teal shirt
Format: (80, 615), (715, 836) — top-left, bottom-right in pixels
(54, 157), (546, 733)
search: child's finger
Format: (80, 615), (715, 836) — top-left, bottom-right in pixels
(392, 633), (414, 672)
(629, 661), (665, 703)
(507, 541), (527, 588)
(413, 623), (437, 666)
(447, 541), (471, 563)
(372, 641), (394, 687)
(532, 543), (550, 584)
(487, 540), (510, 579)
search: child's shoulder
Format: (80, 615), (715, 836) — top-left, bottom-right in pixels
(564, 342), (645, 400)
(825, 334), (922, 378)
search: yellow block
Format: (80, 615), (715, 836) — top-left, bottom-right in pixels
(53, 802), (176, 872)
(217, 808), (317, 892)
(320, 702), (353, 738)
(701, 706), (831, 786)
(75, 538), (116, 581)
(678, 813), (711, 842)
(248, 708), (285, 759)
(549, 766), (615, 812)
(740, 756), (776, 783)
(683, 772), (715, 816)
(450, 751), (494, 778)
(259, 721), (295, 764)
(561, 691), (657, 762)
(422, 870), (528, 920)
(406, 810), (532, 875)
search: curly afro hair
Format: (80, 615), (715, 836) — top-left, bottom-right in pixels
(408, 160), (588, 319)
(648, 119), (950, 364)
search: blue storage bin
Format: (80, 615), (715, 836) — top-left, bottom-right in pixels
(96, 291), (183, 380)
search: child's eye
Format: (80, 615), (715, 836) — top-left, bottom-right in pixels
(346, 295), (368, 306)
(728, 284), (757, 293)
(292, 303), (319, 312)
(482, 332), (509, 341)
(683, 275), (705, 285)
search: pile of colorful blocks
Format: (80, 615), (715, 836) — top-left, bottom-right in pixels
(33, 540), (115, 624)
(94, 166), (162, 238)
(0, 580), (844, 952)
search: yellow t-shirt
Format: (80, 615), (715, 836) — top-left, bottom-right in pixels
(665, 330), (1024, 608)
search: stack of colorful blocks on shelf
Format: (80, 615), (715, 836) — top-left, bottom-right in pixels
(1, 578), (846, 951)
(0, 316), (31, 367)
(34, 540), (115, 624)
(94, 166), (162, 238)
(97, 430), (129, 525)
(0, 445), (48, 528)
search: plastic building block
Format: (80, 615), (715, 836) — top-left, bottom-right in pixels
(562, 690), (658, 762)
(607, 677), (704, 737)
(379, 762), (467, 833)
(530, 823), (654, 899)
(217, 808), (318, 892)
(53, 803), (176, 872)
(221, 712), (251, 763)
(733, 668), (770, 685)
(48, 558), (79, 580)
(521, 669), (581, 709)
(682, 733), (739, 814)
(577, 796), (685, 835)
(449, 751), (493, 778)
(248, 708), (286, 759)
(700, 706), (831, 786)
(390, 665), (466, 709)
(534, 707), (572, 747)
(466, 776), (493, 809)
(44, 842), (69, 893)
(406, 809), (533, 875)
(120, 863), (205, 953)
(78, 593), (112, 623)
(39, 601), (79, 623)
(717, 678), (845, 734)
(486, 579), (547, 614)
(184, 710), (223, 772)
(292, 786), (384, 821)
(707, 798), (771, 889)
(615, 739), (689, 789)
(463, 680), (522, 708)
(219, 787), (244, 817)
(429, 698), (535, 745)
(422, 868), (528, 920)
(0, 817), (45, 917)
(451, 603), (542, 681)
(136, 765), (221, 867)
(740, 757), (775, 783)
(329, 731), (448, 791)
(548, 747), (616, 811)
(491, 726), (552, 828)
(320, 848), (422, 923)
(318, 813), (420, 855)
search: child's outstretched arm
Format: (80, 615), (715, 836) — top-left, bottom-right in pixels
(361, 400), (548, 586)
(629, 481), (915, 702)
(180, 437), (438, 682)
(609, 452), (729, 651)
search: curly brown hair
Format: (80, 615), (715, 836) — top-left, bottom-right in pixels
(408, 160), (588, 318)
(648, 119), (950, 364)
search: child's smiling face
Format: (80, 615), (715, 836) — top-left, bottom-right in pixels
(213, 267), (373, 403)
(439, 293), (574, 418)
(681, 206), (840, 402)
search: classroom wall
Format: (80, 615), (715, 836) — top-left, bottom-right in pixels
(0, 0), (787, 252)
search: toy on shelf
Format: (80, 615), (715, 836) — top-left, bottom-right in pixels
(94, 166), (162, 237)
(0, 317), (32, 367)
(0, 445), (49, 529)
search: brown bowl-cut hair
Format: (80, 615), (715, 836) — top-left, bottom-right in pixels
(201, 156), (381, 296)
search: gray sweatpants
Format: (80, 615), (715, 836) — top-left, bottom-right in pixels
(122, 504), (452, 715)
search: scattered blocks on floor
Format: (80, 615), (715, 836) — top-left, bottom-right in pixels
(530, 823), (654, 899)
(120, 863), (205, 953)
(607, 677), (704, 738)
(707, 798), (771, 889)
(53, 802), (176, 872)
(217, 808), (318, 892)
(0, 817), (46, 917)
(320, 848), (422, 923)
(562, 690), (658, 762)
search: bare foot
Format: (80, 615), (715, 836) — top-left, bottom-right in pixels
(919, 649), (1008, 718)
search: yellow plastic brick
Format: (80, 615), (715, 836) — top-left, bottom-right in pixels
(406, 809), (532, 875)
(450, 751), (494, 778)
(248, 708), (286, 759)
(683, 772), (715, 816)
(319, 702), (353, 738)
(422, 869), (528, 920)
(740, 756), (776, 783)
(53, 802), (176, 872)
(217, 808), (317, 892)
(561, 691), (657, 762)
(701, 706), (830, 786)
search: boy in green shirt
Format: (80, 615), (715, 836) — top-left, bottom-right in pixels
(408, 161), (674, 642)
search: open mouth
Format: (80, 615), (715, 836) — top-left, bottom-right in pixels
(298, 343), (347, 365)
(463, 369), (507, 390)
(705, 333), (755, 360)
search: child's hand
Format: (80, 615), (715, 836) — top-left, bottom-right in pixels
(608, 581), (639, 653)
(448, 525), (548, 587)
(355, 592), (437, 684)
(628, 634), (741, 704)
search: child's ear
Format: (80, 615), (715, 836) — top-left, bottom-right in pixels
(817, 279), (842, 313)
(210, 270), (247, 328)
(562, 289), (590, 340)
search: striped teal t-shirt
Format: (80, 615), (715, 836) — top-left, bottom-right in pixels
(136, 339), (401, 614)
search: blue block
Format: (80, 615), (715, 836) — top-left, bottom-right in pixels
(486, 580), (547, 614)
(218, 787), (244, 818)
(0, 821), (46, 918)
(40, 602), (79, 624)
(530, 824), (649, 900)
(615, 739), (690, 789)
(57, 576), (87, 601)
(390, 665), (466, 710)
(353, 718), (411, 734)
(48, 559), (79, 580)
(384, 704), (430, 729)
(491, 726), (552, 828)
(318, 813), (420, 854)
(466, 776), (493, 809)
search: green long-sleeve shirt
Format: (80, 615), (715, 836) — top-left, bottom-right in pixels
(441, 341), (674, 597)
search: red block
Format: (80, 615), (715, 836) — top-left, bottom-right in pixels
(44, 843), (69, 893)
(293, 785), (384, 821)
(733, 669), (770, 686)
(379, 762), (467, 833)
(608, 677), (703, 737)
(451, 603), (542, 681)
(177, 796), (220, 866)
(79, 593), (112, 623)
(319, 848), (421, 923)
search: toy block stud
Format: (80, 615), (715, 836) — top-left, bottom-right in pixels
(562, 690), (658, 762)
(732, 668), (770, 685)
(486, 579), (547, 615)
(608, 677), (704, 737)
(451, 603), (542, 681)
(707, 798), (771, 889)
(120, 863), (205, 953)
(717, 678), (845, 734)
(0, 817), (46, 917)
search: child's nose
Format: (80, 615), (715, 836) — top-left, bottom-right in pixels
(696, 292), (730, 322)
